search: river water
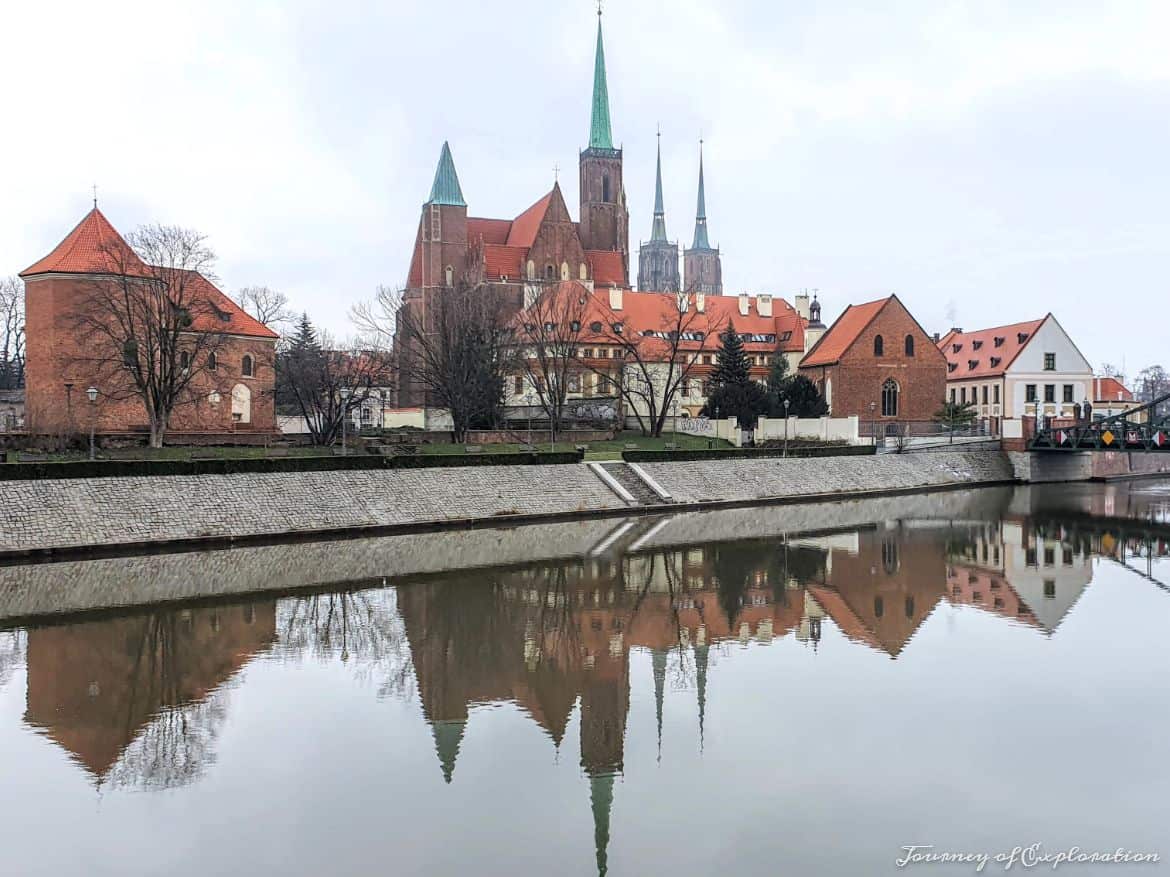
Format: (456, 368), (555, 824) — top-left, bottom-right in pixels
(1, 480), (1168, 876)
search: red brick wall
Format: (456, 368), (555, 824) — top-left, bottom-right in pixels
(801, 298), (946, 423)
(23, 275), (276, 435)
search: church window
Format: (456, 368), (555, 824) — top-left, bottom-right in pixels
(545, 264), (555, 280)
(602, 174), (611, 203)
(561, 262), (570, 280)
(207, 352), (217, 371)
(874, 596), (884, 618)
(904, 334), (915, 356)
(242, 354), (254, 377)
(579, 263), (587, 280)
(526, 260), (535, 280)
(179, 351), (190, 372)
(881, 378), (899, 417)
(444, 265), (453, 286)
(874, 335), (884, 356)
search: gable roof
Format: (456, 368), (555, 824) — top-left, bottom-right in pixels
(483, 245), (527, 280)
(467, 217), (512, 245)
(181, 270), (279, 339)
(1092, 376), (1134, 402)
(585, 250), (625, 286)
(21, 208), (147, 277)
(506, 190), (555, 248)
(937, 317), (1046, 380)
(799, 296), (889, 368)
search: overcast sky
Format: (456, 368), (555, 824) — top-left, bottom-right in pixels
(3, 1), (1167, 377)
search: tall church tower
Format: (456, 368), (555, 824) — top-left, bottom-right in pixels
(578, 11), (629, 283)
(683, 142), (722, 295)
(636, 133), (680, 292)
(416, 141), (468, 289)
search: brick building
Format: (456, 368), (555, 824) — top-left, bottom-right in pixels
(20, 207), (278, 437)
(799, 294), (946, 432)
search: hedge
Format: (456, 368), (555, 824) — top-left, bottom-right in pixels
(0, 450), (584, 482)
(622, 445), (875, 463)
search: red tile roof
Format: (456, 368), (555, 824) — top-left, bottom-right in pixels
(937, 317), (1046, 379)
(1092, 376), (1133, 402)
(483, 245), (527, 280)
(467, 217), (512, 245)
(506, 191), (553, 248)
(21, 208), (147, 277)
(585, 250), (625, 286)
(799, 296), (889, 367)
(180, 270), (279, 339)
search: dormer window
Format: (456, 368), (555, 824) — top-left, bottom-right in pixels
(972, 340), (983, 350)
(994, 336), (1004, 347)
(968, 360), (978, 370)
(948, 363), (958, 373)
(1017, 332), (1029, 344)
(952, 343), (962, 353)
(989, 356), (1001, 368)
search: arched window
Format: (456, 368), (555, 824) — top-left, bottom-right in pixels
(579, 263), (588, 280)
(561, 262), (570, 280)
(874, 595), (884, 618)
(444, 265), (453, 287)
(178, 351), (190, 372)
(545, 264), (555, 280)
(602, 174), (611, 203)
(526, 260), (535, 280)
(904, 334), (915, 356)
(881, 378), (899, 417)
(242, 354), (254, 378)
(874, 334), (884, 356)
(207, 352), (217, 371)
(905, 595), (915, 618)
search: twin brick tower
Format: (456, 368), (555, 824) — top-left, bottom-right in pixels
(405, 11), (721, 300)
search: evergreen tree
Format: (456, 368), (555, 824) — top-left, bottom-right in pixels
(708, 320), (751, 388)
(781, 374), (829, 418)
(701, 320), (768, 428)
(932, 399), (978, 441)
(764, 353), (790, 416)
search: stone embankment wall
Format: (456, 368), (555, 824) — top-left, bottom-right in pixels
(0, 452), (1015, 558)
(1007, 450), (1170, 483)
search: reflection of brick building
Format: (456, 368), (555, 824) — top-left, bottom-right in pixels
(23, 601), (276, 781)
(20, 207), (278, 435)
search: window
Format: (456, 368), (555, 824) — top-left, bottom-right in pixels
(1043, 547), (1055, 567)
(905, 596), (915, 618)
(1062, 548), (1073, 567)
(207, 352), (217, 371)
(444, 265), (453, 286)
(526, 260), (535, 280)
(513, 375), (523, 395)
(961, 387), (967, 404)
(1043, 580), (1056, 599)
(994, 336), (1004, 348)
(948, 363), (958, 373)
(950, 388), (956, 404)
(989, 356), (1001, 368)
(873, 596), (884, 618)
(602, 174), (611, 202)
(361, 407), (372, 422)
(982, 385), (989, 404)
(1043, 384), (1055, 403)
(545, 264), (555, 280)
(972, 340), (983, 350)
(904, 335), (915, 356)
(1026, 548), (1037, 567)
(590, 321), (602, 333)
(993, 384), (1000, 404)
(567, 374), (581, 393)
(881, 378), (899, 417)
(1062, 384), (1074, 403)
(179, 351), (190, 372)
(882, 539), (899, 574)
(1044, 352), (1055, 370)
(1025, 384), (1037, 403)
(570, 320), (581, 332)
(874, 335), (884, 356)
(242, 354), (254, 377)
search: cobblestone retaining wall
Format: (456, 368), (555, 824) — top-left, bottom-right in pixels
(641, 451), (1015, 505)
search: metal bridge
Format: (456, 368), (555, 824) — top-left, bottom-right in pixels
(1030, 393), (1170, 452)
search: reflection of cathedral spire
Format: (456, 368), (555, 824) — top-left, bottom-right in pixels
(652, 648), (667, 762)
(431, 719), (466, 784)
(694, 643), (709, 751)
(590, 772), (615, 877)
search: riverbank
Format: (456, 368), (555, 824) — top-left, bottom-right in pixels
(0, 452), (1016, 559)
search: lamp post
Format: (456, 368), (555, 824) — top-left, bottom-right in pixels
(64, 383), (74, 435)
(86, 386), (98, 460)
(783, 397), (790, 457)
(869, 401), (877, 446)
(524, 391), (535, 449)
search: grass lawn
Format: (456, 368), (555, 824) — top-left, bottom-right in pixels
(416, 430), (731, 461)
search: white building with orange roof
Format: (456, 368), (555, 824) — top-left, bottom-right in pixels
(938, 314), (1092, 433)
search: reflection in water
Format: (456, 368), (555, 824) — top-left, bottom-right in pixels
(3, 482), (1170, 874)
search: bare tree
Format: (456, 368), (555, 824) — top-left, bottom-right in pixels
(278, 316), (391, 446)
(352, 282), (515, 443)
(589, 292), (724, 437)
(235, 285), (293, 333)
(514, 284), (591, 439)
(0, 276), (24, 391)
(1135, 364), (1169, 405)
(71, 225), (228, 447)
(1098, 362), (1124, 380)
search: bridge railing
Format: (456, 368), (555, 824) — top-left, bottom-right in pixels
(1030, 392), (1170, 451)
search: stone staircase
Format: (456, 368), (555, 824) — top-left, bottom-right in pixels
(598, 462), (667, 506)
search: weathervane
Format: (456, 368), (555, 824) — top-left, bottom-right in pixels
(91, 183), (98, 208)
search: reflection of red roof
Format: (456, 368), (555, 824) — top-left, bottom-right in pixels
(937, 317), (1046, 379)
(585, 251), (625, 286)
(1092, 376), (1133, 402)
(807, 587), (885, 654)
(800, 297), (888, 367)
(21, 208), (147, 277)
(506, 191), (553, 247)
(483, 245), (527, 280)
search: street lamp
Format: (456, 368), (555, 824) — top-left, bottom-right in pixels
(524, 391), (535, 449)
(783, 397), (790, 457)
(869, 401), (877, 445)
(86, 386), (98, 461)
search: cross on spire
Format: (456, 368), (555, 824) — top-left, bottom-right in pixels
(91, 184), (98, 209)
(553, 162), (561, 182)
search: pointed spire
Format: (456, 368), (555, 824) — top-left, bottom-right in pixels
(650, 130), (667, 242)
(589, 11), (614, 150)
(691, 140), (711, 250)
(590, 772), (615, 876)
(694, 644), (709, 752)
(652, 648), (667, 761)
(426, 141), (466, 207)
(430, 719), (466, 784)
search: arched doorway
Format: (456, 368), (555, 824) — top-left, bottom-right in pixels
(231, 383), (251, 424)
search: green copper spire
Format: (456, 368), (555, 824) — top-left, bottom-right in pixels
(652, 648), (667, 760)
(589, 14), (614, 150)
(590, 772), (615, 876)
(691, 141), (711, 250)
(430, 719), (466, 784)
(650, 132), (667, 242)
(426, 141), (466, 207)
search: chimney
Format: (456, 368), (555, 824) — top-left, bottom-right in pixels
(757, 294), (772, 317)
(738, 292), (750, 317)
(932, 332), (940, 343)
(695, 291), (705, 313)
(609, 285), (623, 311)
(794, 293), (810, 320)
(950, 327), (963, 335)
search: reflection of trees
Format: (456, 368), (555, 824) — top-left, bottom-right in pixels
(0, 628), (26, 691)
(277, 588), (412, 699)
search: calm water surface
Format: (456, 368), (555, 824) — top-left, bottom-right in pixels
(1, 481), (1169, 876)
